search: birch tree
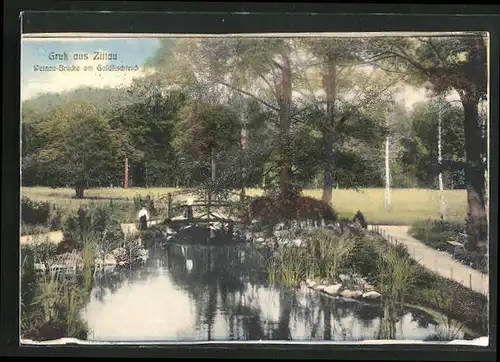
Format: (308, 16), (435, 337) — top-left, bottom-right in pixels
(365, 34), (488, 250)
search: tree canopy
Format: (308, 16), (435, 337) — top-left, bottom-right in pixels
(21, 34), (488, 249)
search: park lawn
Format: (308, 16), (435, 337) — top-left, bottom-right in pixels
(21, 187), (468, 225)
(246, 187), (467, 225)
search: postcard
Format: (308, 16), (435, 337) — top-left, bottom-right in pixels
(19, 31), (490, 346)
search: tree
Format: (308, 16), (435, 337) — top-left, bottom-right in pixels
(172, 101), (241, 192)
(31, 102), (127, 198)
(109, 87), (187, 187)
(197, 38), (300, 199)
(365, 34), (488, 250)
(396, 101), (466, 189)
(299, 38), (364, 203)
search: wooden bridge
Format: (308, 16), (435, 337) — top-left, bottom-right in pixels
(159, 189), (254, 231)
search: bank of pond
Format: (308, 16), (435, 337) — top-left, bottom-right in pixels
(20, 219), (488, 343)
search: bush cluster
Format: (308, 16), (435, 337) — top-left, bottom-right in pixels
(21, 197), (62, 233)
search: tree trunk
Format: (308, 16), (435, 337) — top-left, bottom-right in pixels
(75, 180), (85, 199)
(277, 53), (293, 200)
(322, 58), (337, 205)
(211, 146), (216, 184)
(462, 100), (487, 251)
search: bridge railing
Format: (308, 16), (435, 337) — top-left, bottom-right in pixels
(159, 189), (257, 220)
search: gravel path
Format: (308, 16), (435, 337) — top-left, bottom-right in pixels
(20, 223), (139, 246)
(369, 225), (489, 296)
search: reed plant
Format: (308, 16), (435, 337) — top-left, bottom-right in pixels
(81, 235), (96, 293)
(36, 272), (67, 322)
(21, 255), (90, 340)
(376, 245), (418, 305)
(265, 246), (309, 287)
(64, 280), (89, 339)
(265, 229), (358, 286)
(306, 229), (357, 281)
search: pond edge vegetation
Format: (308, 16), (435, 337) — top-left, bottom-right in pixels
(259, 201), (488, 339)
(20, 202), (148, 341)
(20, 193), (488, 341)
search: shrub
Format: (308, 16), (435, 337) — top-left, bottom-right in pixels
(61, 204), (124, 254)
(409, 219), (487, 273)
(21, 197), (63, 233)
(21, 241), (58, 267)
(409, 219), (464, 251)
(451, 248), (488, 273)
(22, 197), (51, 225)
(245, 195), (338, 230)
(141, 225), (165, 248)
(376, 246), (418, 305)
(346, 236), (380, 279)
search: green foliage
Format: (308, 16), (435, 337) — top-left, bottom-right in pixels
(376, 246), (418, 305)
(174, 102), (240, 157)
(346, 236), (381, 279)
(266, 246), (308, 287)
(110, 89), (187, 187)
(20, 250), (90, 340)
(409, 266), (488, 335)
(306, 229), (357, 281)
(397, 101), (466, 189)
(266, 229), (359, 286)
(21, 197), (62, 233)
(143, 38), (177, 68)
(20, 33), (488, 257)
(62, 204), (124, 254)
(21, 242), (58, 267)
(141, 225), (165, 249)
(22, 101), (128, 193)
(409, 219), (463, 251)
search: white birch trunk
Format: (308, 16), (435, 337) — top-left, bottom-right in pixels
(438, 105), (446, 220)
(384, 114), (391, 211)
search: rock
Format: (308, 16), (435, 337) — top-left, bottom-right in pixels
(292, 238), (303, 247)
(340, 289), (363, 298)
(323, 284), (342, 296)
(256, 237), (266, 243)
(362, 291), (382, 300)
(363, 283), (375, 292)
(313, 284), (328, 292)
(354, 277), (367, 286)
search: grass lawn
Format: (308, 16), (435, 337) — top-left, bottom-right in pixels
(21, 187), (468, 225)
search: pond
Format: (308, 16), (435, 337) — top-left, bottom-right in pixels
(82, 243), (471, 342)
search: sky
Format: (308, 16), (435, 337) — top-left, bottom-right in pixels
(20, 36), (459, 106)
(21, 37), (160, 101)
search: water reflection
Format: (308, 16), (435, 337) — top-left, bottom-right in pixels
(83, 244), (465, 342)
